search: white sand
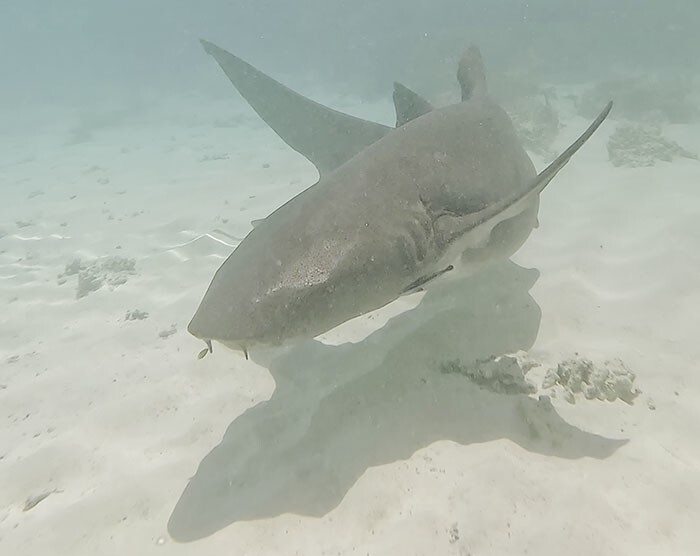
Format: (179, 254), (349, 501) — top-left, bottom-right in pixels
(1, 95), (699, 555)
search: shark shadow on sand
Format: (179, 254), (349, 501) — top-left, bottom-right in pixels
(169, 261), (626, 541)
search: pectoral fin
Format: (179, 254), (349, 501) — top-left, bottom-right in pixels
(402, 264), (454, 294)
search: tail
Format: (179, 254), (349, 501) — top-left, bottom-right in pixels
(198, 39), (391, 176)
(457, 46), (487, 101)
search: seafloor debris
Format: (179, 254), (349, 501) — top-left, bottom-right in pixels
(57, 256), (137, 299)
(542, 357), (640, 405)
(199, 153), (230, 162)
(23, 489), (62, 512)
(607, 123), (698, 167)
(158, 324), (177, 339)
(440, 355), (537, 395)
(440, 352), (640, 406)
(125, 309), (149, 321)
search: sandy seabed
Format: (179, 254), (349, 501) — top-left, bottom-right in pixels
(1, 93), (699, 555)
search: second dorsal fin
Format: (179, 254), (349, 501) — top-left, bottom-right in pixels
(392, 82), (434, 126)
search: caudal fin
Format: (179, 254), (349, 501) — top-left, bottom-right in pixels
(199, 39), (391, 176)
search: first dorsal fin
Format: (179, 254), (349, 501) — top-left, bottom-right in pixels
(392, 82), (433, 126)
(200, 40), (391, 176)
(457, 46), (488, 101)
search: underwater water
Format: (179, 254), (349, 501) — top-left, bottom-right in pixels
(1, 1), (699, 554)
